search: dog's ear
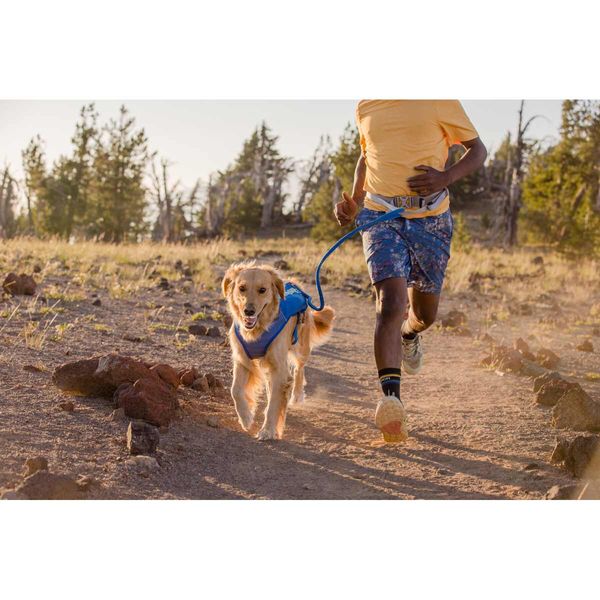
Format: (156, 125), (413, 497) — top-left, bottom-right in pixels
(222, 265), (241, 298)
(271, 270), (285, 299)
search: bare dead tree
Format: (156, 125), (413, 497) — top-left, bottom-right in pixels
(0, 165), (17, 238)
(150, 158), (181, 242)
(294, 136), (332, 221)
(497, 101), (542, 246)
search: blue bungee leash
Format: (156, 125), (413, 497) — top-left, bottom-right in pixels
(292, 205), (405, 312)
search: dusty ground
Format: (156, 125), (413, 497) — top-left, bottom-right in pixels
(1, 249), (599, 499)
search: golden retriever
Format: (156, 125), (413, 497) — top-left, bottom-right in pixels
(222, 262), (335, 440)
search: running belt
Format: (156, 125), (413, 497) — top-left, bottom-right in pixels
(366, 188), (448, 215)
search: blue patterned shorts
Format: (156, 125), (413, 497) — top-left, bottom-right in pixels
(356, 208), (454, 294)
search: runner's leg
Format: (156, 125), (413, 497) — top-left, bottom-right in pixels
(402, 287), (441, 337)
(374, 277), (407, 370)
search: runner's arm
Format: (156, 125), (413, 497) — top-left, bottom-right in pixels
(407, 137), (487, 196)
(334, 154), (366, 226)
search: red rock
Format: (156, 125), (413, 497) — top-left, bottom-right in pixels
(480, 345), (523, 373)
(149, 363), (180, 388)
(2, 272), (37, 296)
(95, 354), (159, 389)
(533, 371), (562, 393)
(550, 435), (600, 478)
(189, 324), (208, 336)
(207, 326), (221, 338)
(192, 376), (210, 392)
(536, 348), (560, 369)
(59, 400), (75, 412)
(52, 354), (160, 397)
(178, 368), (198, 387)
(441, 309), (467, 328)
(576, 339), (594, 352)
(52, 357), (111, 396)
(23, 457), (48, 477)
(114, 378), (178, 426)
(13, 471), (88, 499)
(205, 373), (217, 388)
(536, 380), (580, 407)
(552, 387), (600, 431)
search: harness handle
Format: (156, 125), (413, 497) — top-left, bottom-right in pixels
(292, 206), (405, 311)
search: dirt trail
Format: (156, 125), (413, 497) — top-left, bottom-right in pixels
(1, 279), (579, 499)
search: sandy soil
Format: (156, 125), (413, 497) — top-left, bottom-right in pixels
(1, 265), (598, 499)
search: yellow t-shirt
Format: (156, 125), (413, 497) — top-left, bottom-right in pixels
(356, 100), (479, 218)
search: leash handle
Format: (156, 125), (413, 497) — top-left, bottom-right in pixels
(297, 207), (405, 311)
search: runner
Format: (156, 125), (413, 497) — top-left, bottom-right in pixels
(334, 100), (487, 442)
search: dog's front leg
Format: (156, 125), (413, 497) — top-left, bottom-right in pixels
(257, 366), (290, 441)
(231, 361), (255, 431)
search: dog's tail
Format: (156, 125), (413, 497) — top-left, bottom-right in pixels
(309, 306), (335, 347)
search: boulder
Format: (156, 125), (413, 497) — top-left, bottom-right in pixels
(23, 456), (48, 477)
(124, 455), (160, 475)
(108, 407), (127, 422)
(274, 259), (290, 271)
(536, 348), (560, 369)
(480, 345), (524, 373)
(189, 324), (208, 336)
(149, 363), (180, 388)
(549, 435), (600, 478)
(2, 272), (37, 296)
(192, 376), (210, 392)
(536, 380), (581, 407)
(552, 387), (600, 431)
(533, 371), (562, 393)
(545, 484), (580, 500)
(52, 354), (160, 397)
(126, 420), (160, 455)
(178, 368), (198, 387)
(442, 309), (467, 328)
(95, 354), (159, 389)
(10, 471), (88, 500)
(513, 337), (536, 361)
(114, 378), (178, 427)
(577, 339), (594, 353)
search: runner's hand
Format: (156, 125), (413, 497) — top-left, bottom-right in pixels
(407, 165), (450, 195)
(334, 192), (359, 226)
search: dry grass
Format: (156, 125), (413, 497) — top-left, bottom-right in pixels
(2, 236), (600, 311)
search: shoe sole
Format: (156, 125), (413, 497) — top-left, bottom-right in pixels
(402, 360), (422, 375)
(375, 398), (408, 443)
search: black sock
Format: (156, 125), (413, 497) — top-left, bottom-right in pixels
(402, 331), (417, 340)
(378, 368), (401, 399)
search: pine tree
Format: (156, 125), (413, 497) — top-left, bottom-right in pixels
(303, 124), (361, 241)
(521, 100), (600, 254)
(87, 106), (150, 242)
(21, 135), (47, 233)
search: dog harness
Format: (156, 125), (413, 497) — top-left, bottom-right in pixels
(234, 282), (308, 360)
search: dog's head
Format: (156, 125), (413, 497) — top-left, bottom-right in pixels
(222, 262), (284, 335)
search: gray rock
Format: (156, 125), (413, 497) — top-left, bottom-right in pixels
(23, 456), (48, 477)
(126, 420), (160, 455)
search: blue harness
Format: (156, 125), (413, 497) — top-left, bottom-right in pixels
(234, 206), (406, 360)
(234, 282), (308, 359)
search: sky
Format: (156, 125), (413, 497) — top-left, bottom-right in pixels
(0, 100), (564, 193)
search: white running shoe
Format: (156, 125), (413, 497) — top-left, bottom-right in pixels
(375, 395), (408, 443)
(402, 333), (423, 375)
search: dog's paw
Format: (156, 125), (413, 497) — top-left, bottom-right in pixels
(290, 389), (305, 405)
(237, 411), (255, 432)
(256, 426), (279, 441)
